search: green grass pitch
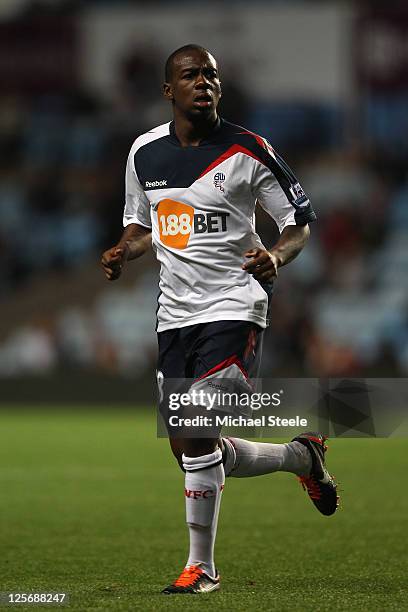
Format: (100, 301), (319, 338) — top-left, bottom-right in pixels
(0, 408), (407, 611)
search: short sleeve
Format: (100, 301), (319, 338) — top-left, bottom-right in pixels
(253, 142), (316, 233)
(123, 150), (152, 229)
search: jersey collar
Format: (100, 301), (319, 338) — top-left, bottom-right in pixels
(169, 116), (224, 146)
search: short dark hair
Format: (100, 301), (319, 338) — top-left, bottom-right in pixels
(164, 44), (211, 82)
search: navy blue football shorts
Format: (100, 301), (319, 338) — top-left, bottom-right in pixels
(156, 283), (273, 436)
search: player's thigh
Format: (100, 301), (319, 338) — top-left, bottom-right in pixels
(157, 328), (188, 428)
(191, 320), (264, 380)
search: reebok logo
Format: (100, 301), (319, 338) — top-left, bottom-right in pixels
(145, 180), (167, 188)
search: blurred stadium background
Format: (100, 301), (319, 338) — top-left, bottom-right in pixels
(0, 0), (407, 401)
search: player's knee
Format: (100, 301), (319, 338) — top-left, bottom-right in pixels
(182, 438), (218, 457)
(169, 438), (219, 469)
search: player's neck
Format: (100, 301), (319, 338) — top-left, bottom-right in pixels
(173, 112), (219, 147)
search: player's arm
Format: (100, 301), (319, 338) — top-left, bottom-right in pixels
(244, 139), (316, 282)
(242, 224), (310, 282)
(101, 224), (151, 281)
(102, 142), (153, 281)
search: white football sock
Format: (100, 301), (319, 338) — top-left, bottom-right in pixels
(183, 448), (224, 579)
(222, 437), (311, 478)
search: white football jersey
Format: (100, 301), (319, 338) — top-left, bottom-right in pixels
(123, 119), (315, 332)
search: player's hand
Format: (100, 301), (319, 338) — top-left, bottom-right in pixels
(101, 245), (129, 281)
(242, 248), (280, 282)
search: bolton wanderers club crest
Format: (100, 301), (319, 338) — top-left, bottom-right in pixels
(213, 172), (226, 192)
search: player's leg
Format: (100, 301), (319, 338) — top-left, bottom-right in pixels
(168, 431), (226, 568)
(182, 435), (223, 582)
(189, 318), (338, 516)
(172, 435), (311, 493)
(162, 435), (223, 594)
(189, 320), (311, 476)
(158, 326), (224, 593)
(164, 321), (263, 591)
(168, 435), (225, 580)
(221, 435), (338, 516)
(221, 435), (311, 477)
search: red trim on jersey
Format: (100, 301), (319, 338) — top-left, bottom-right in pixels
(196, 354), (249, 381)
(198, 144), (264, 179)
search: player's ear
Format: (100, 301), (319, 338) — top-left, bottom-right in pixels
(163, 82), (173, 101)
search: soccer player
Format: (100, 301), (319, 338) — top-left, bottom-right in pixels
(101, 44), (338, 595)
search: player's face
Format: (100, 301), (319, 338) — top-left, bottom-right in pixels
(163, 50), (221, 119)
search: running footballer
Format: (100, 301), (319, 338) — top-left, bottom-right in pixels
(101, 45), (339, 595)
